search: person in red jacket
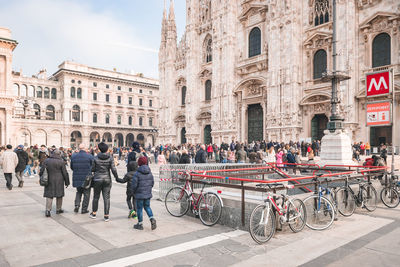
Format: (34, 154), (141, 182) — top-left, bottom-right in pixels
(207, 144), (213, 159)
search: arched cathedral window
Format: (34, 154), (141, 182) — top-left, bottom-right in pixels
(249, 27), (261, 58)
(314, 0), (330, 26)
(182, 86), (187, 106)
(205, 37), (212, 63)
(205, 80), (211, 101)
(372, 33), (391, 68)
(313, 49), (327, 79)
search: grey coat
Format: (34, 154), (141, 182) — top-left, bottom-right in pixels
(40, 154), (70, 198)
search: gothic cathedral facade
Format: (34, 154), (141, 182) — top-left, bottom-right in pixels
(158, 0), (400, 148)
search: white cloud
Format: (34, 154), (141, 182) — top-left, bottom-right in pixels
(0, 0), (160, 78)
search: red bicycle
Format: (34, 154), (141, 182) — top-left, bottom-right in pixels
(164, 173), (223, 226)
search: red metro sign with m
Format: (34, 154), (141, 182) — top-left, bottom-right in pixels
(366, 71), (390, 97)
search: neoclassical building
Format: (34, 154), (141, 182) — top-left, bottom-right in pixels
(158, 0), (400, 149)
(0, 27), (159, 149)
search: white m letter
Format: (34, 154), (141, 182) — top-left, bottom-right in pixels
(368, 77), (388, 92)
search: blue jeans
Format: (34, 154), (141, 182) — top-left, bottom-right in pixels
(136, 199), (153, 223)
(24, 165), (31, 176)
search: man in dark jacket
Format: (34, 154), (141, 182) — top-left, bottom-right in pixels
(287, 148), (297, 174)
(178, 150), (191, 164)
(15, 145), (29, 188)
(169, 150), (179, 164)
(70, 144), (94, 214)
(131, 157), (156, 230)
(40, 149), (70, 217)
(195, 145), (207, 163)
(127, 142), (141, 167)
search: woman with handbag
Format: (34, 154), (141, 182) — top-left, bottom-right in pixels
(40, 149), (70, 217)
(90, 142), (119, 222)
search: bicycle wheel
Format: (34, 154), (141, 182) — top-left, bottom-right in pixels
(198, 192), (223, 226)
(249, 203), (276, 244)
(362, 185), (377, 211)
(335, 187), (356, 217)
(380, 188), (400, 208)
(288, 199), (307, 233)
(303, 195), (335, 230)
(165, 187), (190, 217)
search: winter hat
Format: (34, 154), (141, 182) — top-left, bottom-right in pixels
(98, 142), (109, 153)
(138, 156), (148, 166)
(132, 141), (140, 150)
(17, 145), (24, 149)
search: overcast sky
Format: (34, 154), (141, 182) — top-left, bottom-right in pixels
(0, 0), (186, 79)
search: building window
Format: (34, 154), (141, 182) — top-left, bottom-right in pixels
(249, 27), (261, 58)
(51, 88), (57, 99)
(44, 87), (50, 99)
(129, 97), (132, 105)
(72, 105), (81, 122)
(93, 92), (97, 101)
(149, 99), (153, 107)
(106, 84), (109, 89)
(313, 49), (327, 79)
(139, 98), (143, 106)
(36, 86), (42, 98)
(205, 36), (212, 63)
(205, 80), (211, 101)
(71, 79), (75, 83)
(46, 105), (55, 120)
(372, 33), (391, 68)
(117, 96), (121, 104)
(13, 84), (19, 96)
(105, 114), (110, 124)
(78, 80), (81, 84)
(118, 86), (121, 90)
(28, 85), (35, 97)
(93, 82), (97, 87)
(93, 113), (97, 123)
(149, 117), (153, 127)
(20, 85), (27, 97)
(33, 104), (40, 118)
(139, 89), (143, 93)
(117, 115), (121, 125)
(139, 117), (143, 126)
(106, 94), (110, 102)
(70, 87), (75, 98)
(149, 91), (152, 95)
(182, 86), (186, 105)
(128, 116), (132, 125)
(314, 0), (330, 26)
(129, 87), (132, 92)
(77, 88), (82, 99)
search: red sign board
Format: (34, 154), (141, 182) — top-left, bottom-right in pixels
(366, 101), (391, 126)
(366, 71), (390, 97)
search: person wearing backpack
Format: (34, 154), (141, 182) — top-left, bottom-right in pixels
(116, 161), (138, 219)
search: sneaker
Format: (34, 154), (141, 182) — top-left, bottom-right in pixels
(18, 181), (24, 188)
(81, 210), (89, 214)
(150, 218), (157, 230)
(29, 175), (35, 178)
(56, 209), (64, 214)
(133, 223), (143, 230)
(74, 207), (79, 213)
(7, 185), (12, 190)
(128, 209), (136, 219)
(104, 215), (110, 222)
(89, 212), (96, 219)
(45, 210), (51, 217)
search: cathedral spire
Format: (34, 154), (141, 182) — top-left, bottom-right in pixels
(163, 0), (167, 20)
(168, 0), (175, 21)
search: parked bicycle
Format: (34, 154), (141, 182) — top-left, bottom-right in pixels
(302, 176), (336, 231)
(335, 176), (377, 216)
(164, 172), (223, 226)
(249, 183), (306, 244)
(380, 171), (400, 208)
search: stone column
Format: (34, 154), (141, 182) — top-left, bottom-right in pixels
(241, 103), (246, 142)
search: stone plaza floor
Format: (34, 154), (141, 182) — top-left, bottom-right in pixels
(0, 161), (399, 267)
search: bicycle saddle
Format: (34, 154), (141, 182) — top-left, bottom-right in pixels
(200, 180), (212, 184)
(256, 183), (283, 188)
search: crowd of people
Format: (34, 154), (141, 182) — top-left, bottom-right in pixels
(0, 142), (156, 231)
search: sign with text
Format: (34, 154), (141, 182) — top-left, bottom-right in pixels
(366, 101), (391, 126)
(366, 70), (391, 97)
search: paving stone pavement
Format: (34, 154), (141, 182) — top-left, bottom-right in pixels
(0, 162), (399, 267)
